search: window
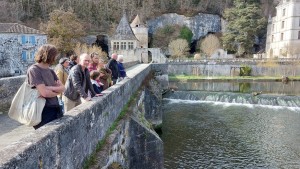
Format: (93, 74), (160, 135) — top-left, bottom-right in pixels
(281, 21), (285, 29)
(21, 36), (29, 44)
(272, 24), (275, 31)
(27, 51), (34, 61)
(299, 18), (300, 27)
(281, 33), (284, 41)
(272, 35), (274, 42)
(282, 8), (285, 16)
(128, 42), (134, 50)
(298, 31), (300, 39)
(120, 42), (126, 50)
(113, 42), (119, 50)
(22, 51), (27, 61)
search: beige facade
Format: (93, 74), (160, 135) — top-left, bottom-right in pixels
(130, 15), (148, 48)
(110, 13), (167, 63)
(266, 0), (300, 58)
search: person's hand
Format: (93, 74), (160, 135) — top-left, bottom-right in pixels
(55, 80), (63, 86)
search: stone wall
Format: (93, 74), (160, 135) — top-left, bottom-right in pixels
(167, 61), (300, 76)
(96, 80), (163, 169)
(0, 75), (25, 110)
(0, 64), (153, 169)
(0, 34), (47, 77)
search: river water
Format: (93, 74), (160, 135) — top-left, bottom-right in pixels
(162, 81), (300, 169)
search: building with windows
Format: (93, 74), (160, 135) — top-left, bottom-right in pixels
(266, 0), (300, 58)
(110, 13), (139, 62)
(0, 23), (47, 77)
(110, 13), (166, 63)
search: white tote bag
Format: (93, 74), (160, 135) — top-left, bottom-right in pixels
(8, 82), (46, 126)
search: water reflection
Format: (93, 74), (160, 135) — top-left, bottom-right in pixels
(162, 99), (300, 168)
(169, 81), (300, 96)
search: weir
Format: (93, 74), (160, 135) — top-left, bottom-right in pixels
(166, 91), (300, 107)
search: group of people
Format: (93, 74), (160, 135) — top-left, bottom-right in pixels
(27, 44), (127, 129)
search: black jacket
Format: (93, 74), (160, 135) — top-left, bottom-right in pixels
(64, 64), (96, 101)
(107, 59), (120, 80)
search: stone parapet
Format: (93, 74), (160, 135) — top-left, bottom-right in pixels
(0, 64), (151, 169)
(0, 75), (25, 110)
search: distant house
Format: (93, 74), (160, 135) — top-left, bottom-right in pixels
(0, 23), (47, 77)
(266, 0), (300, 58)
(110, 14), (166, 63)
(110, 13), (139, 62)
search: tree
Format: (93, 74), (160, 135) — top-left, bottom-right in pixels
(74, 43), (107, 62)
(168, 38), (190, 58)
(42, 9), (85, 54)
(179, 26), (193, 44)
(200, 34), (220, 57)
(286, 44), (300, 58)
(222, 0), (266, 57)
(151, 25), (181, 52)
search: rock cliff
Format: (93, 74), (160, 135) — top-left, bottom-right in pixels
(147, 13), (221, 40)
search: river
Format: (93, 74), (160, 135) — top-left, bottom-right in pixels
(162, 81), (300, 168)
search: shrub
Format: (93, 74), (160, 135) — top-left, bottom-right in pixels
(240, 65), (252, 76)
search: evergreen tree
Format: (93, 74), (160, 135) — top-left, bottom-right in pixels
(222, 0), (266, 57)
(42, 9), (85, 55)
(179, 26), (193, 44)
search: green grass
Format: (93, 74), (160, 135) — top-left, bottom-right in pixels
(169, 75), (300, 81)
(82, 93), (137, 169)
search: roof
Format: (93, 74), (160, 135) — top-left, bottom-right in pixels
(0, 23), (45, 34)
(130, 15), (147, 28)
(111, 13), (138, 40)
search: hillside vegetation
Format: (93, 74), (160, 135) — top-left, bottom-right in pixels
(0, 0), (278, 34)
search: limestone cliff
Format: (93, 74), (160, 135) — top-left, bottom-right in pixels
(147, 13), (221, 40)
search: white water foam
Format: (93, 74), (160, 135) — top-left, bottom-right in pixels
(163, 98), (300, 112)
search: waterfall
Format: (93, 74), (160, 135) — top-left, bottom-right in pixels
(165, 91), (300, 107)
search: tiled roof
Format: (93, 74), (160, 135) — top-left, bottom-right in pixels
(0, 23), (45, 34)
(111, 13), (137, 40)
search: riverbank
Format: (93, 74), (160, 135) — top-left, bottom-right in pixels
(169, 75), (300, 82)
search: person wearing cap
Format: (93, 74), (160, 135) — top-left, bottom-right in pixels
(55, 57), (69, 112)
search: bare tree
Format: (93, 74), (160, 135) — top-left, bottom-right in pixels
(287, 44), (300, 58)
(168, 38), (190, 59)
(200, 34), (221, 58)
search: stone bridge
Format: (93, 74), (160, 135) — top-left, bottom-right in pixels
(0, 63), (168, 169)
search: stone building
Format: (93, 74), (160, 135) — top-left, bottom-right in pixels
(110, 13), (139, 62)
(266, 0), (300, 58)
(130, 15), (148, 48)
(0, 23), (47, 77)
(110, 13), (166, 63)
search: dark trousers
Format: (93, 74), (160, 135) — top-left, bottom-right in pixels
(112, 78), (118, 85)
(33, 106), (63, 130)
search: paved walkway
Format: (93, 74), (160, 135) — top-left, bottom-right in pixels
(0, 63), (145, 151)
